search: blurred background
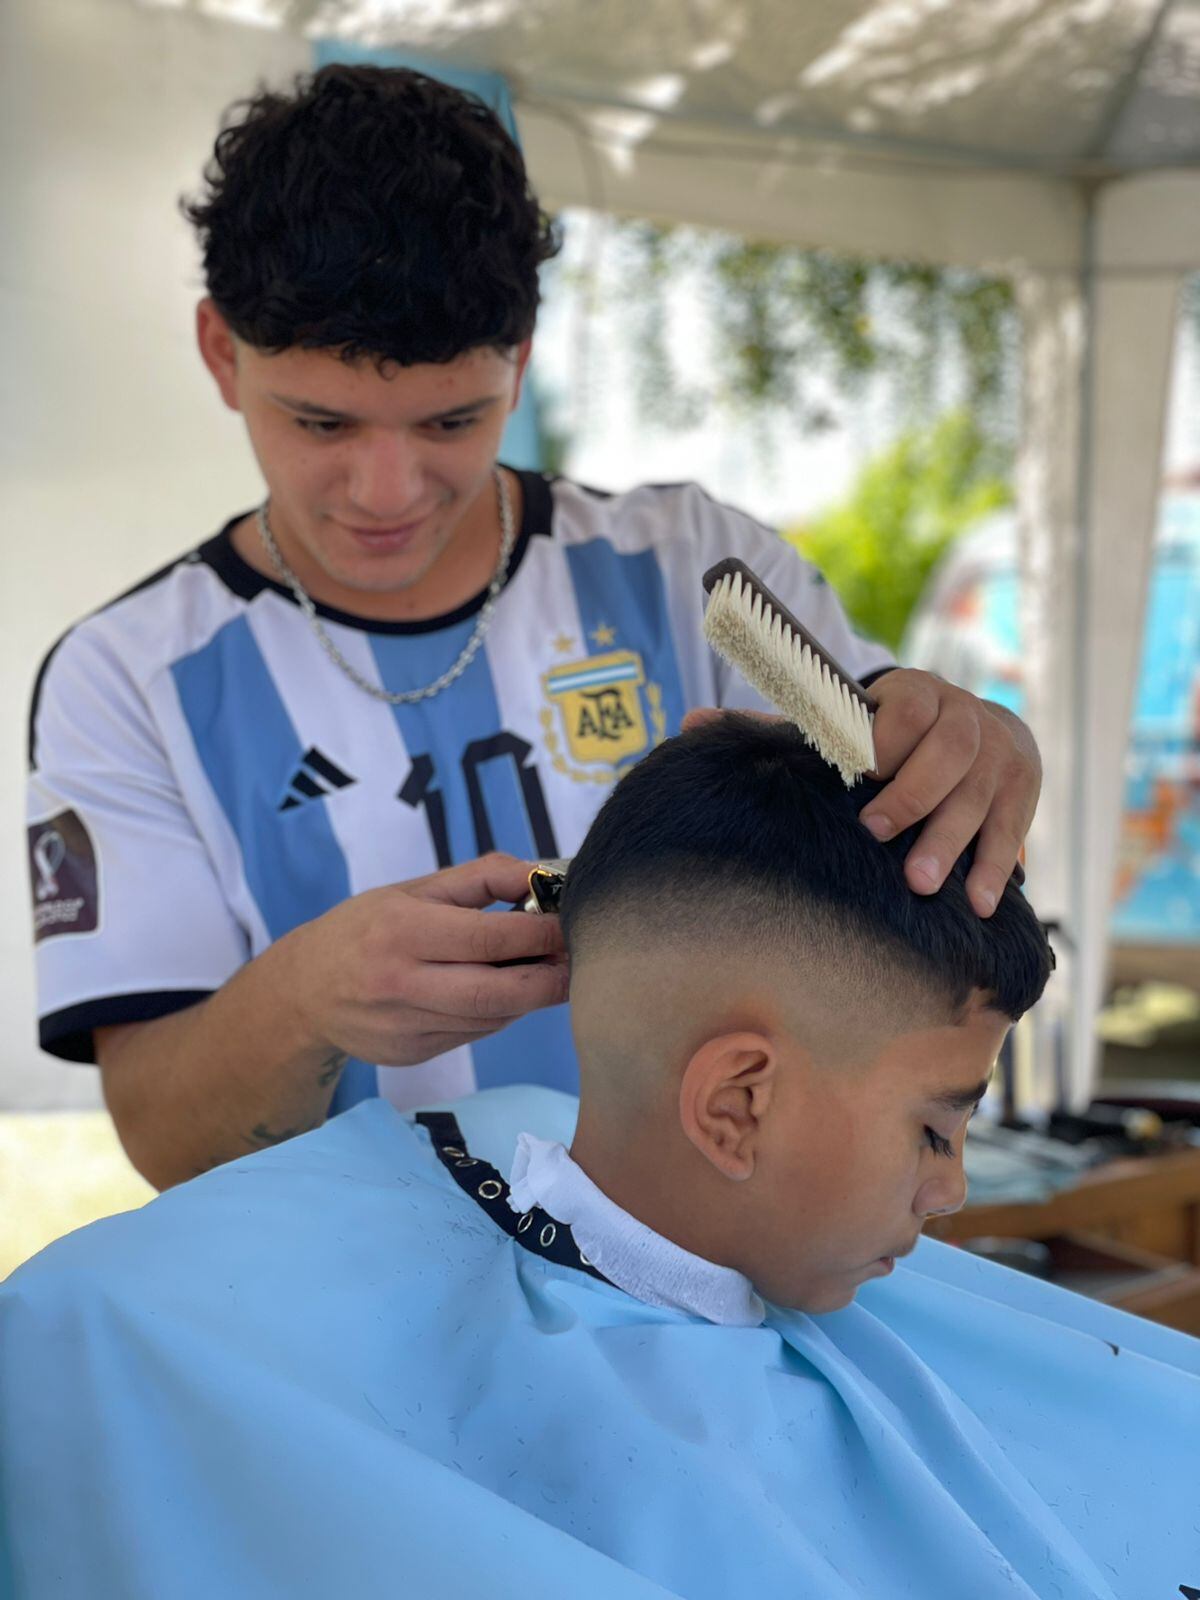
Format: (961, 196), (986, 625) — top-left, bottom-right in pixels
(2, 0), (1197, 1282)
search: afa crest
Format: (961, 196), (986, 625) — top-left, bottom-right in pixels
(541, 649), (666, 785)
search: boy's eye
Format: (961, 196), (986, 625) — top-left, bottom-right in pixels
(297, 418), (346, 437)
(430, 416), (478, 435)
(924, 1126), (955, 1158)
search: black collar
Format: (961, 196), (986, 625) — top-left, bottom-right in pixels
(414, 1111), (612, 1286)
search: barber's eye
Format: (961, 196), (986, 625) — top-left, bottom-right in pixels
(924, 1126), (955, 1158)
(297, 418), (345, 437)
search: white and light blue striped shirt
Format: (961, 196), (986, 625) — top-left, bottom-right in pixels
(27, 471), (893, 1110)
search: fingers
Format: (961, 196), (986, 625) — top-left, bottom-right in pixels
(899, 766), (997, 899)
(857, 674), (1041, 913)
(860, 689), (982, 847)
(413, 902), (566, 965)
(411, 852), (539, 910)
(413, 955), (571, 1023)
(860, 670), (940, 780)
(963, 770), (1039, 916)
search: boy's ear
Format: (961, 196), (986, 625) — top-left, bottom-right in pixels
(196, 299), (242, 412)
(678, 1032), (777, 1182)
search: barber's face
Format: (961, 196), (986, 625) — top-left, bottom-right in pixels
(743, 1000), (1007, 1313)
(197, 300), (528, 611)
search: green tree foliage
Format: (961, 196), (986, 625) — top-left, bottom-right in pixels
(600, 221), (1019, 438)
(785, 411), (1012, 653)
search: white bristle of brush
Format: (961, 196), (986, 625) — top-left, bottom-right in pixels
(703, 570), (876, 786)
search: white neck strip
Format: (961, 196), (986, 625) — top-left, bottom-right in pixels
(507, 1133), (765, 1328)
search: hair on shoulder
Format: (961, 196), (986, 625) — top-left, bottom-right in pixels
(182, 63), (559, 364)
(560, 716), (1053, 1022)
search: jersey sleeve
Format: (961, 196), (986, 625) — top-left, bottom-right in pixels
(28, 626), (250, 1063)
(678, 488), (896, 712)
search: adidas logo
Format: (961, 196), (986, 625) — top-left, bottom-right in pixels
(279, 747), (357, 812)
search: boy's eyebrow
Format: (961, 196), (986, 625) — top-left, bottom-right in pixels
(269, 393), (500, 424)
(929, 1071), (993, 1112)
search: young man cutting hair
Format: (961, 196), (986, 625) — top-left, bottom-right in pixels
(29, 63), (1039, 1191)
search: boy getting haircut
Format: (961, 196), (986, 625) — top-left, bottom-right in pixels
(561, 716), (1052, 1313)
(4, 723), (1195, 1600)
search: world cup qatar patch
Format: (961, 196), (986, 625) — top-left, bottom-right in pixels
(28, 810), (100, 941)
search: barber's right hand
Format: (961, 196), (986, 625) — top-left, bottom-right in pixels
(281, 854), (569, 1068)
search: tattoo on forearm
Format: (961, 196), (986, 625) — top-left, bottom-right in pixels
(317, 1050), (348, 1087)
(239, 1054), (346, 1155)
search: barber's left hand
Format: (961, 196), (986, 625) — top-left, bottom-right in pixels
(854, 670), (1040, 916)
(683, 671), (1041, 918)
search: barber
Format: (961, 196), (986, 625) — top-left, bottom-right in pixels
(27, 64), (1039, 1189)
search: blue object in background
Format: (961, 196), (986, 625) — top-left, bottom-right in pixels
(903, 492), (1200, 950)
(311, 39), (544, 472)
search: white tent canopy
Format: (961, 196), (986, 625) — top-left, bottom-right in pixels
(146, 0), (1200, 1104)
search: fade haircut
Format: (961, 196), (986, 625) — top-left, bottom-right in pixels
(182, 63), (559, 365)
(561, 717), (1053, 1023)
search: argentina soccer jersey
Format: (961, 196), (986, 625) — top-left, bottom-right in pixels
(28, 471), (893, 1112)
(22, 61), (1041, 1195)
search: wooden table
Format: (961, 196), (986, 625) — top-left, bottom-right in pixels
(924, 1146), (1200, 1334)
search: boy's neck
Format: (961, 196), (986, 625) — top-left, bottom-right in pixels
(569, 1111), (736, 1274)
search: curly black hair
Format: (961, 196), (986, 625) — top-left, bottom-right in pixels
(182, 63), (560, 365)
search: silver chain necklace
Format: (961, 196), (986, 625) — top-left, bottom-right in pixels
(256, 467), (516, 705)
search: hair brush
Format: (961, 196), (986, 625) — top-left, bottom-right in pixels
(702, 558), (878, 786)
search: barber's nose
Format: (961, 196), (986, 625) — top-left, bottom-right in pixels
(347, 434), (422, 515)
(914, 1164), (968, 1220)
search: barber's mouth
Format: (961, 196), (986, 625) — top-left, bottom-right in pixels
(341, 516), (428, 550)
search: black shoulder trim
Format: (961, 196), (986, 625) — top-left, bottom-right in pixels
(199, 468), (546, 636)
(40, 990), (212, 1064)
(27, 639), (69, 771)
(26, 532), (234, 771)
(517, 468), (556, 536)
(414, 1111), (612, 1285)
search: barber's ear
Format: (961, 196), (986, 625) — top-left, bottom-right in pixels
(196, 299), (242, 412)
(508, 338), (533, 411)
(679, 1033), (776, 1182)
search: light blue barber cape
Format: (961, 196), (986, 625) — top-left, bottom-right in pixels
(2, 1087), (1198, 1600)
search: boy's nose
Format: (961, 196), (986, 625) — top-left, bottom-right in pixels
(913, 1166), (968, 1220)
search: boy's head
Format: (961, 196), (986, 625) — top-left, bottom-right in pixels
(562, 716), (1053, 1312)
(184, 65), (559, 609)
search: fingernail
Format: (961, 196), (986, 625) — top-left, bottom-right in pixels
(975, 887), (997, 914)
(909, 856), (940, 889)
(863, 814), (895, 841)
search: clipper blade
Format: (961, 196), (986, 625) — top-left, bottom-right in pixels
(702, 558), (877, 786)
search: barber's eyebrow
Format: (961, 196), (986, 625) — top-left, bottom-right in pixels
(269, 393), (500, 424)
(929, 1070), (994, 1112)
